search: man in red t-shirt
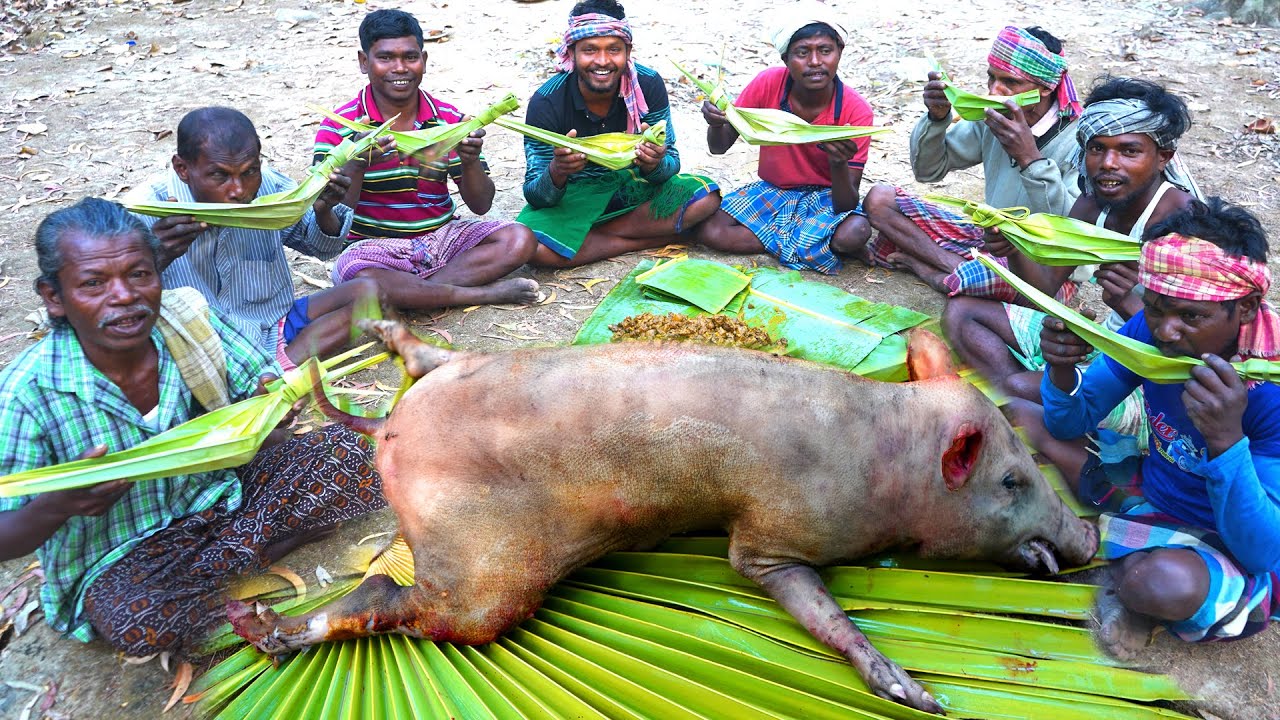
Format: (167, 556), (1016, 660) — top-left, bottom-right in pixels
(695, 12), (873, 275)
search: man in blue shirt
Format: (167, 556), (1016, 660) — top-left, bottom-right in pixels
(1038, 197), (1280, 658)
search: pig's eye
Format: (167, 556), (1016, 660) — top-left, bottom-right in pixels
(1001, 474), (1020, 490)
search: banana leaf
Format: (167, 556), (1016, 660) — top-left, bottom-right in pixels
(124, 117), (398, 230)
(308, 92), (521, 159)
(634, 258), (750, 313)
(930, 60), (1041, 122)
(973, 252), (1280, 383)
(671, 60), (892, 146)
(926, 194), (1140, 265)
(575, 260), (928, 381)
(0, 344), (390, 497)
(492, 116), (667, 171)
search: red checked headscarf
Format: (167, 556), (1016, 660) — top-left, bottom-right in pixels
(987, 26), (1081, 119)
(556, 12), (649, 133)
(1140, 233), (1280, 360)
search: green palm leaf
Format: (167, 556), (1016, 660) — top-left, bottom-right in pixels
(492, 116), (667, 171)
(929, 61), (1040, 122)
(309, 92), (521, 159)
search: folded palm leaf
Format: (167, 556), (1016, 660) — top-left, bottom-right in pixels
(670, 60), (891, 146)
(931, 61), (1040, 121)
(493, 116), (666, 170)
(973, 252), (1280, 383)
(309, 92), (521, 160)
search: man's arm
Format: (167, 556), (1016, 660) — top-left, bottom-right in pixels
(0, 455), (129, 561)
(277, 164), (353, 260)
(1004, 109), (1080, 215)
(636, 102), (679, 185)
(703, 101), (740, 154)
(910, 71), (984, 183)
(453, 127), (496, 214)
(1039, 318), (1138, 440)
(521, 94), (572, 208)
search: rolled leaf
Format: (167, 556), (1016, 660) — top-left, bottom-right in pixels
(926, 193), (1140, 265)
(492, 116), (666, 171)
(973, 252), (1280, 383)
(931, 60), (1040, 121)
(308, 92), (521, 159)
(670, 59), (892, 146)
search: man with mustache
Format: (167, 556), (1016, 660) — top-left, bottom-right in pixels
(862, 26), (1082, 298)
(944, 77), (1199, 416)
(1038, 198), (1280, 658)
(695, 3), (875, 275)
(516, 0), (722, 267)
(0, 199), (385, 660)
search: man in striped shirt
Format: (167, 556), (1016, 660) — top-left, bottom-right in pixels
(130, 107), (382, 370)
(315, 9), (540, 309)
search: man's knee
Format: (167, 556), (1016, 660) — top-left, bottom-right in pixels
(831, 214), (871, 254)
(862, 184), (897, 220)
(942, 295), (984, 342)
(682, 190), (722, 229)
(1117, 549), (1210, 621)
(492, 224), (539, 262)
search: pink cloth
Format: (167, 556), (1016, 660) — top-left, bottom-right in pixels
(331, 218), (515, 284)
(733, 67), (874, 189)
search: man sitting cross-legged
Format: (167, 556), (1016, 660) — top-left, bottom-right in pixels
(130, 106), (385, 370)
(944, 77), (1199, 419)
(318, 9), (540, 307)
(862, 25), (1082, 297)
(518, 0), (722, 267)
(0, 199), (385, 660)
(696, 3), (875, 275)
(1033, 198), (1280, 659)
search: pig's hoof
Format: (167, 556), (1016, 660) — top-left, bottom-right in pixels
(359, 319), (403, 347)
(862, 655), (945, 714)
(1093, 588), (1154, 661)
(227, 599), (292, 656)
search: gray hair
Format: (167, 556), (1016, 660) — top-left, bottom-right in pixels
(35, 197), (159, 297)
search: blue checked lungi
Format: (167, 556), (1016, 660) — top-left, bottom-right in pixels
(721, 180), (859, 275)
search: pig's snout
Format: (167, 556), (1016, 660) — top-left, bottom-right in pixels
(1009, 519), (1099, 575)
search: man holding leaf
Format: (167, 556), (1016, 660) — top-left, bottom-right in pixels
(0, 199), (385, 660)
(517, 0), (721, 267)
(1037, 198), (1280, 658)
(863, 26), (1082, 295)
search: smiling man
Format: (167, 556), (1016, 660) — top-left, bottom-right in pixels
(516, 0), (721, 267)
(0, 198), (384, 660)
(316, 9), (540, 308)
(694, 3), (874, 275)
(862, 26), (1082, 296)
(1036, 198), (1280, 659)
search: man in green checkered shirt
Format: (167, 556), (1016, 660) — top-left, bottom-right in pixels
(0, 198), (385, 659)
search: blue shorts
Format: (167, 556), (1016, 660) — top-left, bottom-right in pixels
(281, 296), (311, 344)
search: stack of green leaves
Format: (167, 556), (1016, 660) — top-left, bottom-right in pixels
(930, 60), (1040, 121)
(634, 258), (750, 313)
(927, 194), (1140, 266)
(492, 116), (667, 171)
(973, 252), (1280, 383)
(124, 117), (398, 231)
(0, 345), (389, 498)
(670, 60), (892, 146)
(309, 93), (521, 160)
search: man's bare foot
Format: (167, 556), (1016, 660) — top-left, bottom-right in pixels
(264, 523), (340, 563)
(886, 252), (950, 293)
(471, 277), (540, 306)
(1093, 587), (1156, 660)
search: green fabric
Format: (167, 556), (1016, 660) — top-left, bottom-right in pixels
(518, 170), (713, 257)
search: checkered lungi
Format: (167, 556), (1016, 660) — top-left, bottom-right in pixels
(722, 180), (859, 275)
(331, 218), (516, 283)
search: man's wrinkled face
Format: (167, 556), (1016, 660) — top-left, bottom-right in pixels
(986, 65), (1052, 124)
(785, 35), (842, 92)
(1143, 290), (1251, 359)
(360, 36), (426, 106)
(573, 36), (629, 97)
(1085, 132), (1171, 212)
(40, 231), (162, 357)
(173, 141), (262, 205)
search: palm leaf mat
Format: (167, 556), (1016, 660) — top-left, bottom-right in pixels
(190, 260), (1190, 719)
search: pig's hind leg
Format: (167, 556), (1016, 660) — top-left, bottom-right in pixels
(360, 319), (454, 378)
(730, 552), (945, 715)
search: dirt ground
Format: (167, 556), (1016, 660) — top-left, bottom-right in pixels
(0, 0), (1278, 718)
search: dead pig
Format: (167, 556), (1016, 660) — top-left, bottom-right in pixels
(230, 320), (1098, 715)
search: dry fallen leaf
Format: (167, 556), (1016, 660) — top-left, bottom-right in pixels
(192, 39), (230, 49)
(578, 278), (609, 294)
(268, 565), (308, 600)
(164, 661), (193, 712)
(422, 326), (453, 343)
(1245, 117), (1275, 134)
(16, 122), (46, 135)
(538, 289), (557, 305)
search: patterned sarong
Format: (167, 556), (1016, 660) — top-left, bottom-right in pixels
(331, 218), (516, 283)
(721, 180), (859, 275)
(82, 425), (385, 659)
(519, 170), (717, 259)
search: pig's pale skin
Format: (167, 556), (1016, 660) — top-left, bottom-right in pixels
(231, 321), (1099, 715)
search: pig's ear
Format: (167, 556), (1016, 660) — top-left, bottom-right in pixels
(907, 328), (956, 381)
(942, 422), (983, 490)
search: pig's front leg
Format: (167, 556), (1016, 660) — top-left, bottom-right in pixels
(740, 561), (944, 715)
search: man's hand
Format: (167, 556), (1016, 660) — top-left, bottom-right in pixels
(982, 227), (1016, 257)
(634, 123), (667, 175)
(347, 134), (398, 170)
(456, 125), (485, 168)
(28, 446), (130, 520)
(1041, 315), (1094, 393)
(923, 71), (952, 122)
(984, 101), (1041, 169)
(702, 101), (728, 128)
(1095, 262), (1143, 320)
(549, 129), (587, 188)
(1185, 354), (1247, 458)
(314, 166), (354, 213)
(152, 202), (207, 270)
(817, 139), (859, 165)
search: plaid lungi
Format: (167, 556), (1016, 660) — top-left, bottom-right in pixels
(331, 219), (516, 283)
(721, 180), (858, 275)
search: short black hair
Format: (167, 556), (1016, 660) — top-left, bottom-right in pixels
(784, 22), (844, 58)
(1023, 26), (1063, 55)
(34, 198), (158, 324)
(176, 107), (260, 164)
(570, 0), (625, 19)
(358, 9), (424, 52)
(1085, 76), (1192, 145)
(1144, 196), (1269, 263)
